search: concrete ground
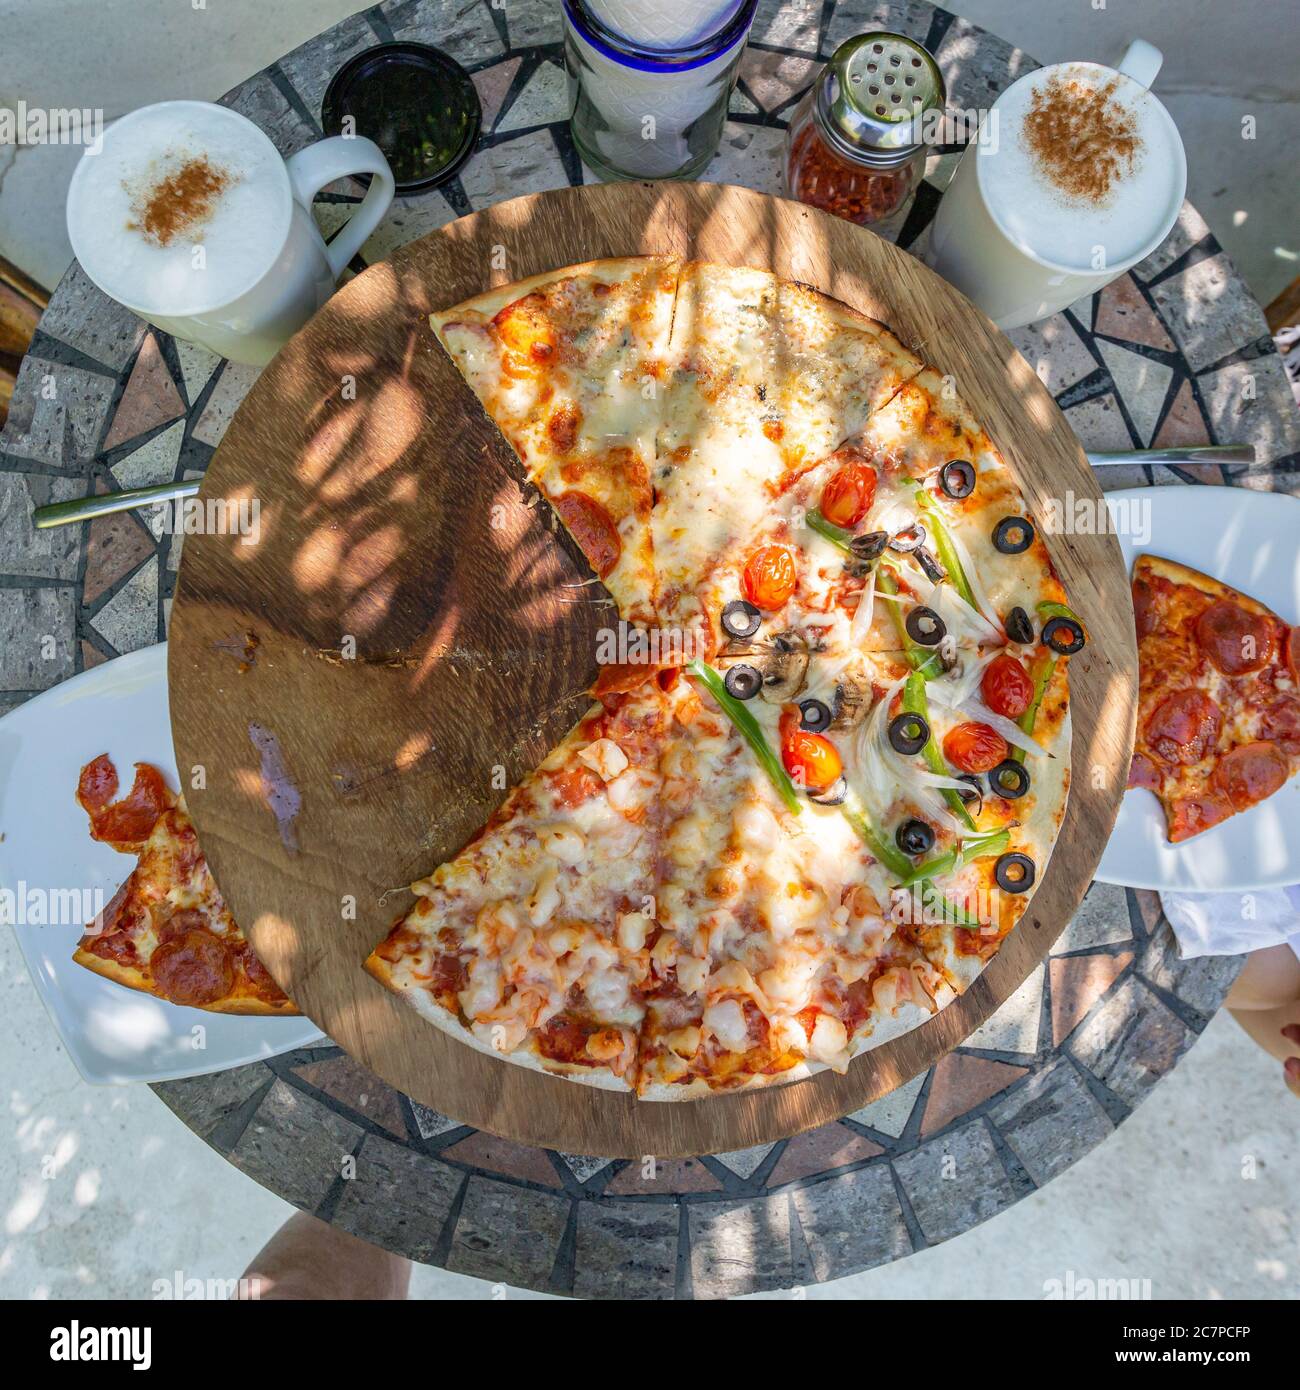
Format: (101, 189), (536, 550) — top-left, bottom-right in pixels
(2, 1), (1297, 1300)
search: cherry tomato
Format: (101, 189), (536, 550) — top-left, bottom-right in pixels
(742, 545), (797, 611)
(981, 652), (1034, 719)
(820, 460), (878, 528)
(943, 721), (1008, 773)
(779, 706), (842, 792)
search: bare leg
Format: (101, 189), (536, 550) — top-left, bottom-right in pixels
(237, 1211), (412, 1300)
(1225, 944), (1300, 1099)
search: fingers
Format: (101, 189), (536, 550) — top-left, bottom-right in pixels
(1285, 1056), (1300, 1099)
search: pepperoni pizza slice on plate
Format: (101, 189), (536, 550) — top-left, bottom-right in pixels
(1129, 553), (1300, 843)
(74, 755), (298, 1015)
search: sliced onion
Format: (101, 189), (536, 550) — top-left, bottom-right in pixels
(944, 524), (1006, 639)
(961, 698), (1049, 756)
(849, 565), (878, 646)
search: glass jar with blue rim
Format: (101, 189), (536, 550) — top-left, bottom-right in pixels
(563, 0), (758, 181)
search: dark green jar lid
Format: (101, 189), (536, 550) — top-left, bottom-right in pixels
(321, 42), (481, 192)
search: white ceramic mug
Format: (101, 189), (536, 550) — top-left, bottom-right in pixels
(925, 41), (1186, 329)
(66, 100), (396, 365)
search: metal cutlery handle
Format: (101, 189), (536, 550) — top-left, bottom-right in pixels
(1086, 444), (1256, 466)
(30, 444), (1259, 529)
(33, 479), (201, 529)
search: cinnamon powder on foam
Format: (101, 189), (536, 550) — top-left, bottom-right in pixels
(1023, 72), (1143, 204)
(126, 155), (234, 247)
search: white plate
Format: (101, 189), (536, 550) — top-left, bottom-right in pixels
(0, 645), (324, 1083)
(1095, 486), (1300, 892)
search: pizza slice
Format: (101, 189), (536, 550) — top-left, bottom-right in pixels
(652, 261), (925, 647)
(431, 256), (680, 625)
(1130, 554), (1300, 842)
(365, 680), (678, 1091)
(74, 756), (297, 1015)
(636, 668), (957, 1098)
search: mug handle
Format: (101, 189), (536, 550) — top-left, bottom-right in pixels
(1117, 38), (1163, 90)
(285, 135), (396, 281)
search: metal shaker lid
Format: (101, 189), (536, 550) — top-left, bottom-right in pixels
(815, 32), (946, 165)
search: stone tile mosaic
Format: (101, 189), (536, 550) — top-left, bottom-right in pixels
(844, 1071), (925, 1137)
(228, 1079), (364, 1210)
(963, 962), (1044, 1054)
(689, 1195), (794, 1298)
(767, 1125), (884, 1186)
(102, 336), (183, 451)
(753, 0), (823, 53)
(110, 419), (185, 489)
(448, 1176), (568, 1287)
(574, 1201), (678, 1300)
(894, 1119), (1018, 1244)
(331, 1132), (462, 1261)
(792, 1163), (911, 1281)
(382, 0), (506, 67)
(498, 61), (568, 132)
(2, 0), (1267, 1299)
(1051, 951), (1134, 1046)
(921, 1053), (1028, 1135)
(1069, 978), (1197, 1109)
(992, 1060), (1114, 1186)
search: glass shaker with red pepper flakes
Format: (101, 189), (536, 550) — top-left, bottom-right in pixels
(785, 31), (945, 235)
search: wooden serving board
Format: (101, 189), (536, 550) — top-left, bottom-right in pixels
(170, 182), (1136, 1157)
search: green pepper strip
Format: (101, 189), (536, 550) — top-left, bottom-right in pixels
(915, 884), (986, 930)
(914, 490), (979, 613)
(900, 828), (1010, 889)
(687, 659), (803, 816)
(903, 671), (977, 830)
(840, 791), (914, 881)
(804, 507), (858, 552)
(877, 566), (944, 678)
(1011, 600), (1083, 764)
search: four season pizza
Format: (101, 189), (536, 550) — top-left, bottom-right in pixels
(1128, 555), (1300, 842)
(363, 257), (1083, 1098)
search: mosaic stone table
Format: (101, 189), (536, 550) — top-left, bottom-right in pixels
(3, 0), (1297, 1299)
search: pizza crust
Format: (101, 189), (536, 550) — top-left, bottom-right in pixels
(72, 945), (298, 1016)
(1134, 553), (1281, 619)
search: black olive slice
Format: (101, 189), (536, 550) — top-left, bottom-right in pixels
(914, 545), (947, 584)
(990, 759), (1031, 799)
(1042, 615), (1086, 654)
(895, 818), (935, 856)
(994, 851), (1036, 894)
(721, 599), (761, 639)
(809, 775), (848, 806)
(889, 522), (927, 554)
(849, 530), (889, 563)
(723, 663), (763, 701)
(955, 773), (984, 815)
(798, 697), (832, 732)
(905, 605), (947, 646)
(992, 515), (1034, 554)
(1005, 605), (1034, 645)
(888, 711), (929, 756)
(940, 459), (976, 499)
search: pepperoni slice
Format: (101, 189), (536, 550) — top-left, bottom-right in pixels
(1168, 794), (1233, 843)
(1210, 740), (1289, 811)
(548, 764), (603, 808)
(1259, 695), (1300, 755)
(1288, 627), (1300, 682)
(149, 928), (235, 1006)
(155, 908), (208, 945)
(1195, 600), (1274, 675)
(1145, 688), (1222, 765)
(552, 490), (621, 579)
(77, 754), (119, 812)
(1127, 751), (1161, 791)
(78, 759), (170, 848)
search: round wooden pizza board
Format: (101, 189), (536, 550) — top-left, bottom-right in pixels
(170, 182), (1136, 1157)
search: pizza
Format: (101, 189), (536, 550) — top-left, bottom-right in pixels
(365, 257), (1081, 1098)
(73, 755), (297, 1015)
(1129, 554), (1300, 841)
